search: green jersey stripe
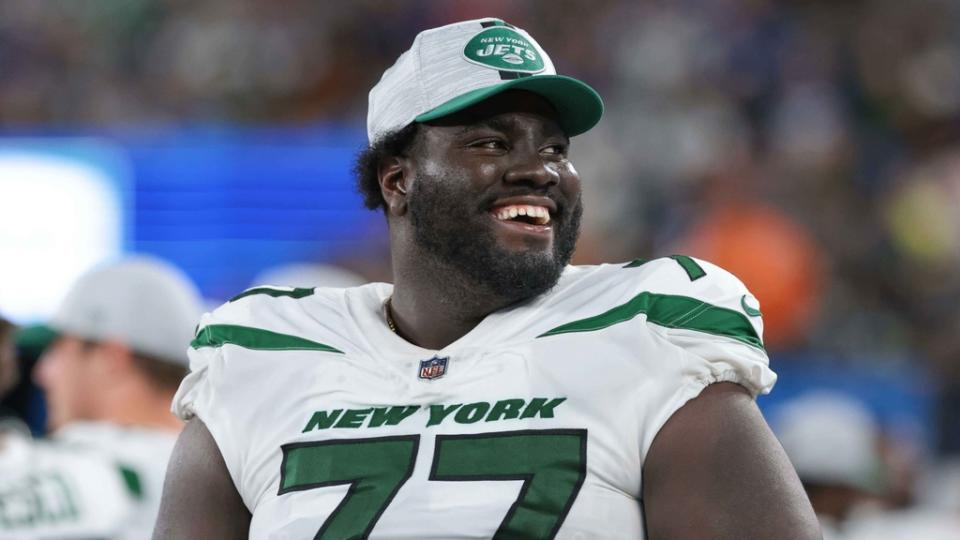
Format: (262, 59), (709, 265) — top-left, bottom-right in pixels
(191, 324), (343, 353)
(667, 255), (707, 281)
(621, 258), (648, 268)
(118, 465), (144, 500)
(621, 255), (705, 281)
(229, 287), (315, 303)
(537, 292), (763, 350)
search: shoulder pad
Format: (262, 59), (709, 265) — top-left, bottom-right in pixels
(541, 256), (764, 350)
(228, 286), (315, 303)
(190, 286), (346, 354)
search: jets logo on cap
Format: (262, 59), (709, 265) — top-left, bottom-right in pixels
(462, 27), (545, 73)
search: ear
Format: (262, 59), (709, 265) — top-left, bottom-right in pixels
(378, 155), (412, 217)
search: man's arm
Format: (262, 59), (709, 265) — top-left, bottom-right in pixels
(642, 382), (821, 540)
(153, 418), (251, 539)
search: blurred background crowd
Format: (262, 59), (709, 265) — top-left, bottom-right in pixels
(1, 0), (959, 537)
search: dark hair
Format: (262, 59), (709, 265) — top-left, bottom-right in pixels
(353, 123), (421, 212)
(0, 317), (14, 345)
(131, 351), (189, 392)
(77, 339), (188, 392)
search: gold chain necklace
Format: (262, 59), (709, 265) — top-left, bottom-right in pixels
(384, 297), (398, 333)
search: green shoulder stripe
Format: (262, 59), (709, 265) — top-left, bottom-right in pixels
(191, 324), (343, 353)
(622, 255), (706, 281)
(667, 255), (706, 281)
(229, 287), (315, 303)
(537, 292), (763, 350)
(622, 258), (648, 268)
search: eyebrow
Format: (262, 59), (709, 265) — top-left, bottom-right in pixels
(454, 117), (515, 137)
(453, 116), (567, 141)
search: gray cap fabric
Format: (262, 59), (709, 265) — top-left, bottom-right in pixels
(49, 256), (204, 366)
(367, 17), (603, 143)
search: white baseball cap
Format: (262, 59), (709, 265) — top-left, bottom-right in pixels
(45, 256), (204, 366)
(367, 17), (603, 143)
(773, 392), (883, 492)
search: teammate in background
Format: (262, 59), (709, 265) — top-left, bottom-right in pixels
(775, 392), (885, 537)
(0, 257), (203, 539)
(775, 393), (959, 540)
(155, 18), (819, 539)
(0, 316), (18, 424)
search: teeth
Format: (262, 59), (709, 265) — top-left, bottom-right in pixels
(493, 204), (551, 225)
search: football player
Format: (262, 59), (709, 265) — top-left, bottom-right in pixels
(0, 257), (204, 539)
(155, 18), (820, 539)
(0, 316), (16, 407)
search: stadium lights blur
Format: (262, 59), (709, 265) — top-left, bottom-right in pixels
(0, 142), (129, 323)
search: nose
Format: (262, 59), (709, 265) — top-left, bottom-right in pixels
(33, 348), (55, 389)
(503, 148), (560, 188)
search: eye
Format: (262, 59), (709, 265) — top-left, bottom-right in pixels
(541, 143), (568, 158)
(468, 138), (508, 151)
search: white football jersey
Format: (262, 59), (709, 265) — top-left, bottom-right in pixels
(173, 257), (776, 539)
(0, 422), (178, 539)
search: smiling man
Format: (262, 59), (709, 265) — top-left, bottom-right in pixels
(155, 18), (820, 539)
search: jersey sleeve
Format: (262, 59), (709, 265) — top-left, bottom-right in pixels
(171, 287), (348, 509)
(170, 309), (246, 495)
(171, 311), (220, 423)
(171, 286), (293, 424)
(620, 256), (777, 463)
(639, 256), (774, 396)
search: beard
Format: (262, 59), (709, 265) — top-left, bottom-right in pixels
(406, 170), (582, 306)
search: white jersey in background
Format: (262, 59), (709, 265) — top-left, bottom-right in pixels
(0, 422), (177, 539)
(174, 256), (776, 539)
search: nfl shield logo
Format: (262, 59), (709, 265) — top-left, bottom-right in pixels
(419, 356), (449, 381)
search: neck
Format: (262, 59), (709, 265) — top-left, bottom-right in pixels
(389, 245), (517, 350)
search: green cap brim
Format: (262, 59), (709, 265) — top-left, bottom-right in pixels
(414, 75), (603, 137)
(14, 324), (59, 354)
